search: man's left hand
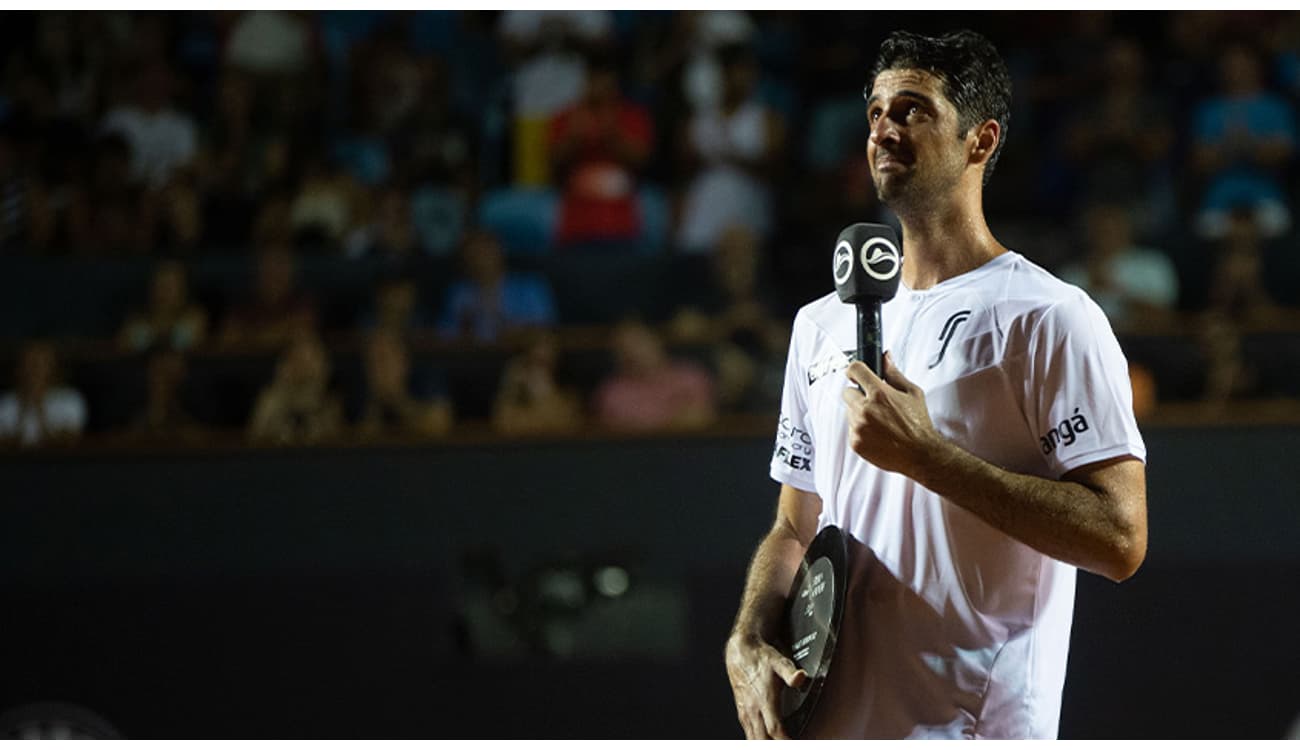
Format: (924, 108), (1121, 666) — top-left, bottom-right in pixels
(841, 352), (946, 478)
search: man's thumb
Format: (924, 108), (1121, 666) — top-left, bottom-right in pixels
(773, 655), (809, 688)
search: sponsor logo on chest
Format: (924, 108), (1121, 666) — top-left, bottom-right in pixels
(928, 309), (973, 368)
(806, 349), (856, 386)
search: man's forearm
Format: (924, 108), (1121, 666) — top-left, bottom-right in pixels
(914, 439), (1145, 582)
(731, 522), (808, 643)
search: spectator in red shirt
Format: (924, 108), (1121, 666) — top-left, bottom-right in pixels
(548, 56), (653, 247)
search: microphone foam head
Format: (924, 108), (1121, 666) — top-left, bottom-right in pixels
(833, 223), (902, 304)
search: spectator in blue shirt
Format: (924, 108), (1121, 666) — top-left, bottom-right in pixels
(1192, 42), (1297, 239)
(438, 229), (557, 344)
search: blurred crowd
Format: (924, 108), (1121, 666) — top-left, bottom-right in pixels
(2, 10), (1300, 449)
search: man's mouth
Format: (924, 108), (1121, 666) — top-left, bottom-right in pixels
(874, 151), (911, 172)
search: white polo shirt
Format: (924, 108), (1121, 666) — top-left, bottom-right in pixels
(770, 250), (1146, 739)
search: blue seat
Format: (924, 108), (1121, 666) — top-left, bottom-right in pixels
(477, 188), (560, 256)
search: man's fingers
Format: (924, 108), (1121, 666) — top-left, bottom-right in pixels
(761, 703), (790, 740)
(729, 638), (806, 739)
(757, 657), (801, 739)
(842, 361), (877, 409)
(735, 695), (763, 739)
(844, 360), (884, 389)
(731, 672), (778, 739)
(882, 351), (920, 394)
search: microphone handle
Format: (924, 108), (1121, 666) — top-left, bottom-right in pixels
(856, 300), (883, 376)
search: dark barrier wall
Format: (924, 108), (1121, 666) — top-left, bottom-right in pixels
(2, 426), (1299, 738)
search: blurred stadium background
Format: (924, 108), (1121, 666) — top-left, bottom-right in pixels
(0, 9), (1298, 739)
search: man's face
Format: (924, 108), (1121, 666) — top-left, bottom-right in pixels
(865, 68), (970, 210)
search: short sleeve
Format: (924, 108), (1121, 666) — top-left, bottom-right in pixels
(769, 314), (817, 492)
(1024, 291), (1147, 478)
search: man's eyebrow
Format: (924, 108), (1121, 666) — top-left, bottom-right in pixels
(864, 88), (939, 109)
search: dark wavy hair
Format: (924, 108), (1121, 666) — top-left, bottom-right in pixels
(868, 30), (1012, 185)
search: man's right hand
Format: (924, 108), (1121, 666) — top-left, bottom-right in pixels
(725, 630), (808, 740)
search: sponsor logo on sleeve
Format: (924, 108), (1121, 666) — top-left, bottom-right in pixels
(774, 413), (814, 472)
(1040, 408), (1091, 455)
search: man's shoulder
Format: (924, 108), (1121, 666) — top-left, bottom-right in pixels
(996, 254), (1119, 350)
(948, 251), (1106, 349)
(791, 290), (844, 332)
(986, 251), (1093, 313)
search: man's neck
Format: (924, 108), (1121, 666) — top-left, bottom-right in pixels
(894, 192), (1005, 290)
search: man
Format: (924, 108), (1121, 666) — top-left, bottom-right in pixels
(724, 30), (1147, 739)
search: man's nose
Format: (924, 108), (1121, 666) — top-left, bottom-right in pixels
(869, 114), (900, 146)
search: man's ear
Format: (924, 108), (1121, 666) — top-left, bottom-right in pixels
(969, 118), (1000, 168)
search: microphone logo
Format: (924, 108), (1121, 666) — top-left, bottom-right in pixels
(861, 237), (901, 282)
(833, 241), (855, 286)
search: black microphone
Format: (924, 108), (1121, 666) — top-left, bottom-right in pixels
(833, 223), (903, 376)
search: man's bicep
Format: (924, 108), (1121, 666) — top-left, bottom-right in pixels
(775, 483), (823, 547)
(1063, 456), (1146, 510)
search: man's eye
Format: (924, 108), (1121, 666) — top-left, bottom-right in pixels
(869, 109), (881, 122)
(908, 105), (920, 118)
